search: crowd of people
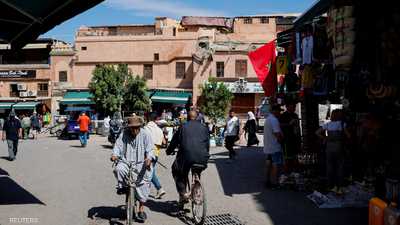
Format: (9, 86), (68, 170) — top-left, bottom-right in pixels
(1, 111), (44, 161)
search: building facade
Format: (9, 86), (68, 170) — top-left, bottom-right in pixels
(0, 14), (296, 117)
(0, 39), (75, 116)
(73, 15), (297, 114)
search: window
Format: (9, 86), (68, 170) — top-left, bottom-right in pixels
(59, 71), (68, 82)
(38, 83), (48, 97)
(38, 83), (48, 91)
(243, 18), (253, 24)
(176, 62), (186, 79)
(109, 27), (117, 35)
(154, 53), (159, 61)
(81, 46), (87, 51)
(260, 17), (269, 24)
(216, 62), (225, 77)
(9, 84), (18, 97)
(173, 27), (177, 36)
(143, 64), (153, 80)
(235, 60), (247, 77)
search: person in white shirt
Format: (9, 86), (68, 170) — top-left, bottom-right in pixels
(145, 112), (167, 199)
(225, 110), (240, 160)
(264, 105), (284, 188)
(316, 109), (350, 194)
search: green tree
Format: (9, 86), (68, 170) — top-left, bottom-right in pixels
(198, 77), (234, 124)
(123, 75), (151, 114)
(89, 64), (127, 115)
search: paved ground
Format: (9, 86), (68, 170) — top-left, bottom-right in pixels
(0, 135), (367, 225)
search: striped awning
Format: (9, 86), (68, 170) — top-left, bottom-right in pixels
(12, 101), (39, 110)
(150, 90), (192, 105)
(0, 102), (14, 109)
(60, 91), (94, 105)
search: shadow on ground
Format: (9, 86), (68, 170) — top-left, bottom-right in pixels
(209, 146), (367, 225)
(87, 205), (125, 225)
(0, 168), (45, 205)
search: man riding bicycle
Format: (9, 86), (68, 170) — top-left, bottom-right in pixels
(111, 116), (154, 222)
(166, 111), (210, 207)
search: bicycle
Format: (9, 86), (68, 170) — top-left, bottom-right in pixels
(113, 158), (141, 225)
(186, 164), (207, 225)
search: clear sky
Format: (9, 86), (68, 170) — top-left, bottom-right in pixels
(42, 0), (316, 43)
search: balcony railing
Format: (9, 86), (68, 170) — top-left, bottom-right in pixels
(37, 90), (48, 97)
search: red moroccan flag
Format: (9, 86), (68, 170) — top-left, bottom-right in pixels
(248, 41), (277, 96)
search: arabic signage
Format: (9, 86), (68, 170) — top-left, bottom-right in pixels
(224, 81), (264, 93)
(0, 70), (36, 79)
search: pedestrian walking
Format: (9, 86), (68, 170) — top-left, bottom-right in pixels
(145, 112), (167, 199)
(2, 111), (22, 161)
(280, 102), (301, 171)
(224, 110), (240, 160)
(264, 105), (284, 188)
(21, 114), (31, 139)
(244, 111), (259, 147)
(30, 112), (41, 139)
(77, 112), (91, 147)
(316, 109), (350, 194)
(111, 115), (154, 222)
(166, 111), (210, 207)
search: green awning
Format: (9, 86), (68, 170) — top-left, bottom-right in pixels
(150, 90), (192, 105)
(60, 91), (94, 105)
(0, 0), (103, 49)
(12, 101), (39, 110)
(0, 102), (14, 109)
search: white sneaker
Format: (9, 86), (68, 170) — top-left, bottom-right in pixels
(156, 189), (166, 199)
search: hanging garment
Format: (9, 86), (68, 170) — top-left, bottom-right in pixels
(302, 36), (314, 64)
(276, 56), (289, 75)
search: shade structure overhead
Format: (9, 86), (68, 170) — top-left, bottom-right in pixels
(60, 91), (94, 105)
(150, 90), (192, 105)
(0, 0), (103, 49)
(0, 102), (14, 109)
(12, 101), (39, 110)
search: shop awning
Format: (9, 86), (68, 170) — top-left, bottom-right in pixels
(60, 91), (94, 105)
(150, 90), (192, 105)
(12, 101), (39, 110)
(0, 0), (103, 49)
(293, 0), (331, 28)
(0, 102), (14, 109)
(64, 106), (92, 112)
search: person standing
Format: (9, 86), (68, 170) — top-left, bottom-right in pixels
(30, 112), (41, 139)
(145, 112), (167, 199)
(225, 110), (240, 160)
(77, 112), (91, 147)
(21, 114), (31, 139)
(280, 102), (301, 171)
(264, 105), (284, 188)
(2, 111), (22, 161)
(244, 111), (259, 147)
(111, 116), (154, 222)
(316, 109), (349, 194)
(166, 111), (210, 207)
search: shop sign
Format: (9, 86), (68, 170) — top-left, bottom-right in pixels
(0, 70), (36, 78)
(224, 80), (264, 93)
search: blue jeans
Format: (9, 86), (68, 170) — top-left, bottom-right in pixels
(151, 161), (162, 190)
(79, 131), (88, 146)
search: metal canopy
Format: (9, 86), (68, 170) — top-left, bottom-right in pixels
(293, 0), (331, 28)
(0, 0), (103, 49)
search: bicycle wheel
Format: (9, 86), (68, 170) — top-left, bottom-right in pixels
(191, 180), (207, 225)
(126, 187), (134, 225)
